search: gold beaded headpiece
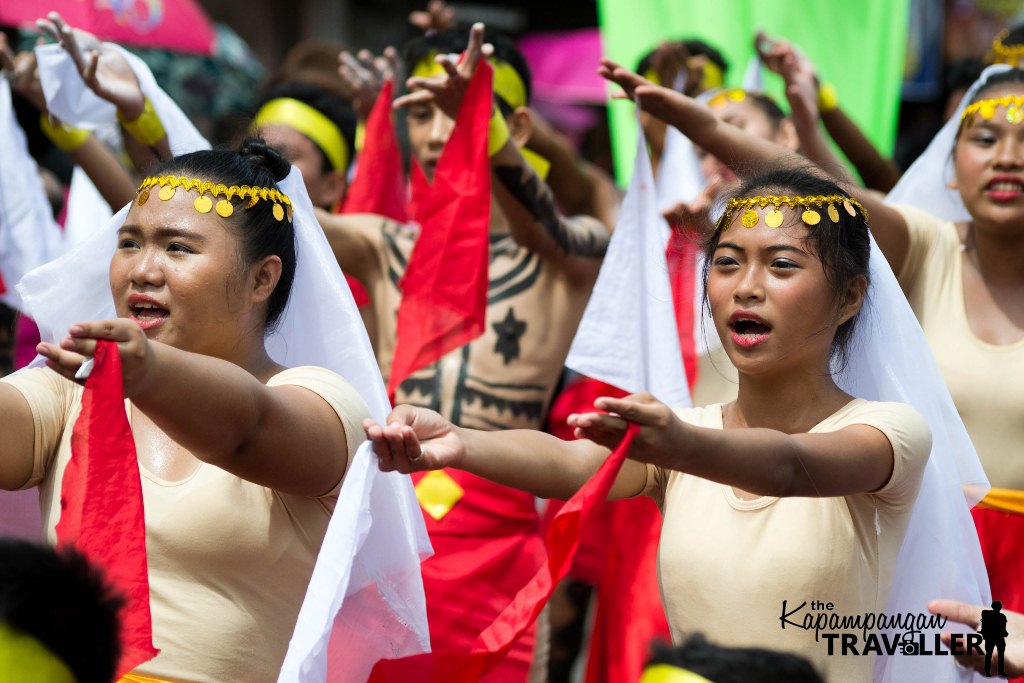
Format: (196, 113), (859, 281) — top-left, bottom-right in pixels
(706, 87), (749, 109)
(960, 94), (1024, 125)
(134, 175), (293, 222)
(988, 29), (1024, 66)
(715, 194), (867, 231)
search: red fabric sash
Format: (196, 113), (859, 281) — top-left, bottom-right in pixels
(339, 79), (408, 224)
(665, 226), (699, 388)
(55, 341), (158, 677)
(387, 61), (493, 399)
(368, 425), (639, 681)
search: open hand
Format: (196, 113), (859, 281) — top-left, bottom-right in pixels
(0, 35), (48, 111)
(393, 22), (491, 119)
(409, 0), (456, 35)
(338, 46), (399, 119)
(363, 404), (466, 474)
(37, 319), (154, 395)
(38, 12), (145, 120)
(929, 599), (1024, 677)
(568, 392), (690, 466)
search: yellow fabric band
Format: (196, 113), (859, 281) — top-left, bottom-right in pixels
(119, 675), (175, 683)
(253, 98), (349, 171)
(707, 88), (748, 109)
(642, 69), (660, 86)
(411, 53), (528, 110)
(639, 664), (715, 683)
(488, 105), (511, 157)
(0, 623), (76, 683)
(355, 119), (366, 153)
(118, 97), (166, 147)
(818, 82), (839, 113)
(520, 147), (550, 181)
(39, 113), (89, 152)
(697, 60), (724, 91)
(978, 488), (1024, 515)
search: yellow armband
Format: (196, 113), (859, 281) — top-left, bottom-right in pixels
(488, 105), (511, 158)
(118, 98), (166, 147)
(39, 113), (89, 152)
(817, 82), (839, 114)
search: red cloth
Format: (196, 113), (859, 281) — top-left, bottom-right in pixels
(973, 506), (1024, 683)
(0, 269), (7, 295)
(387, 62), (492, 398)
(665, 226), (699, 387)
(54, 341), (158, 677)
(416, 472), (546, 682)
(368, 425), (639, 682)
(340, 80), (408, 224)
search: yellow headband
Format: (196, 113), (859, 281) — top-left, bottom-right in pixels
(716, 194), (867, 231)
(253, 98), (350, 172)
(961, 95), (1024, 124)
(135, 175), (293, 222)
(0, 623), (76, 683)
(639, 664), (715, 683)
(989, 29), (1024, 66)
(411, 53), (528, 109)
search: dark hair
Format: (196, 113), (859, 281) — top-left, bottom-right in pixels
(150, 137), (296, 330)
(255, 81), (358, 174)
(402, 27), (532, 113)
(702, 167), (871, 366)
(636, 39), (730, 79)
(0, 539), (122, 683)
(647, 635), (825, 683)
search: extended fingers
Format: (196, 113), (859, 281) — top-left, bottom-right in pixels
(569, 411), (629, 449)
(928, 600), (982, 630)
(462, 22), (485, 75)
(68, 319), (133, 341)
(37, 342), (87, 380)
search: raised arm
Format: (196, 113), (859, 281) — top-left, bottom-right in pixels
(599, 59), (913, 273)
(40, 14), (171, 171)
(756, 32), (902, 192)
(1, 36), (135, 210)
(314, 209), (390, 290)
(38, 320), (355, 497)
(575, 393), (898, 498)
(365, 404), (651, 501)
(395, 23), (611, 283)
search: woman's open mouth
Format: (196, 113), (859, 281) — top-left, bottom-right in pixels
(129, 301), (169, 330)
(730, 318), (772, 349)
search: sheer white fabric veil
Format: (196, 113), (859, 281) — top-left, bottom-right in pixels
(886, 64), (1012, 219)
(19, 44), (431, 682)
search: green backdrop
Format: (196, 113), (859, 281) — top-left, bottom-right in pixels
(597, 0), (911, 184)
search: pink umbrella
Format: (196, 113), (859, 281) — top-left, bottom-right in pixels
(0, 0), (215, 55)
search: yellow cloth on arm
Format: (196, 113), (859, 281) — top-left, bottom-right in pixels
(978, 488), (1024, 514)
(253, 98), (349, 171)
(119, 675), (174, 683)
(118, 98), (166, 147)
(0, 623), (76, 683)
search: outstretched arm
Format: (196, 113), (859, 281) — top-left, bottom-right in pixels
(365, 404), (651, 501)
(929, 600), (1024, 676)
(572, 393), (898, 498)
(599, 59), (913, 273)
(38, 320), (354, 497)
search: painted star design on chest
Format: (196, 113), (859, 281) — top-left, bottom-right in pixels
(492, 307), (527, 365)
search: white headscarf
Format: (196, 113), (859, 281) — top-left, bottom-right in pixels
(19, 43), (432, 682)
(886, 64), (1012, 219)
(0, 78), (64, 311)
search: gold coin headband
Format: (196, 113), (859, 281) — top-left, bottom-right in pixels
(960, 95), (1024, 124)
(706, 87), (749, 109)
(135, 175), (293, 222)
(716, 194), (867, 231)
(989, 29), (1024, 66)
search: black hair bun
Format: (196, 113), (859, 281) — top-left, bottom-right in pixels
(237, 137), (291, 183)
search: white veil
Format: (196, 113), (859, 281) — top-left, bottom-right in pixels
(18, 42), (432, 683)
(886, 64), (1012, 219)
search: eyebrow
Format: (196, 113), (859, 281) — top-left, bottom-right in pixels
(118, 224), (208, 242)
(716, 241), (810, 257)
